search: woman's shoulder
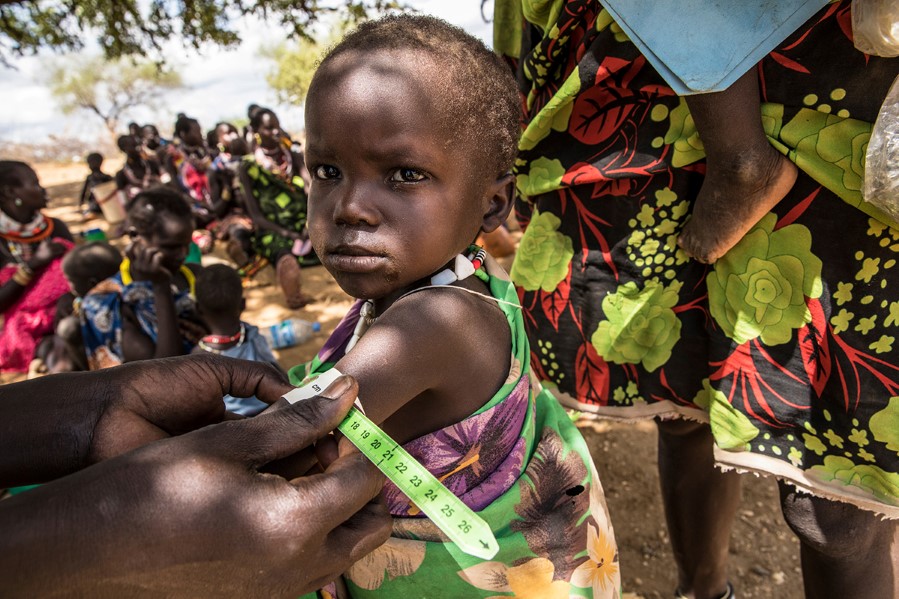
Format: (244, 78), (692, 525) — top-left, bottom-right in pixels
(50, 218), (74, 242)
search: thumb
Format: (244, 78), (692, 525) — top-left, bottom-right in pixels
(209, 375), (359, 468)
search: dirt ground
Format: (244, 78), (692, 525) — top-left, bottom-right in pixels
(10, 162), (805, 598)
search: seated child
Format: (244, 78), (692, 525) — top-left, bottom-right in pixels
(677, 68), (798, 263)
(78, 152), (113, 217)
(34, 241), (122, 373)
(285, 15), (620, 598)
(193, 263), (285, 415)
(80, 187), (205, 369)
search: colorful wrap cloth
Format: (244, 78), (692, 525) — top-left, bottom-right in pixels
(80, 264), (199, 370)
(495, 0), (899, 515)
(241, 155), (317, 266)
(0, 238), (73, 372)
(290, 256), (621, 598)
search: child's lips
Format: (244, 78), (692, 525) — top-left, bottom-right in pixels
(326, 245), (388, 273)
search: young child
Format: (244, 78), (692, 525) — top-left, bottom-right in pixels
(286, 15), (620, 598)
(34, 241), (122, 373)
(193, 263), (284, 415)
(78, 152), (113, 217)
(677, 68), (798, 263)
(80, 187), (205, 369)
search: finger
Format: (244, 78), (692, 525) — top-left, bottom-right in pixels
(193, 353), (294, 405)
(208, 374), (360, 466)
(314, 434), (339, 470)
(261, 445), (318, 479)
(324, 494), (391, 565)
(291, 452), (386, 529)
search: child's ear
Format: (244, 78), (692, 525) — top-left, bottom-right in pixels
(480, 173), (516, 234)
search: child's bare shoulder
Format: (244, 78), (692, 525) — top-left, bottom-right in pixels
(385, 284), (508, 343)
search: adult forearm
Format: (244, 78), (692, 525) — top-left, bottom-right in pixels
(0, 372), (102, 486)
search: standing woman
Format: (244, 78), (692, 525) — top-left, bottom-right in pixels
(0, 161), (74, 372)
(239, 107), (313, 308)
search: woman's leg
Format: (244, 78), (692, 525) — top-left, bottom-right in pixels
(779, 482), (898, 599)
(274, 249), (309, 309)
(657, 418), (742, 599)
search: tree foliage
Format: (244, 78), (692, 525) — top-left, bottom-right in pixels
(46, 56), (183, 139)
(263, 19), (351, 107)
(0, 0), (404, 65)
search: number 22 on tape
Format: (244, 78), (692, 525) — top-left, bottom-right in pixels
(282, 368), (499, 560)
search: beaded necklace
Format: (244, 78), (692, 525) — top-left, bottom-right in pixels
(0, 212), (53, 266)
(198, 323), (246, 353)
(119, 257), (197, 296)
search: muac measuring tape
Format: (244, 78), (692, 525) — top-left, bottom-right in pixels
(282, 368), (499, 561)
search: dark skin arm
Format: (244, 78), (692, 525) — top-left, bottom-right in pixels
(121, 242), (195, 362)
(0, 220), (72, 313)
(0, 356), (391, 597)
(274, 282), (511, 446)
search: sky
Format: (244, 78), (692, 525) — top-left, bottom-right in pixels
(0, 1), (494, 144)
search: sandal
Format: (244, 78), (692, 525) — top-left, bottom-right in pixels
(675, 582), (735, 599)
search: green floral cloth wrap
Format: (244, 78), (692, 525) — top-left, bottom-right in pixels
(498, 0), (899, 516)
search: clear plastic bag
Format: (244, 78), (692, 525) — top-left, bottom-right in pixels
(864, 73), (899, 223)
(852, 0), (899, 57)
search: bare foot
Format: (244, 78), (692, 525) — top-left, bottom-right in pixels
(678, 148), (797, 264)
(276, 254), (310, 309)
(225, 239), (250, 268)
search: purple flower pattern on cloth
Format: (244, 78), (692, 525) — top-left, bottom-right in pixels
(383, 377), (531, 515)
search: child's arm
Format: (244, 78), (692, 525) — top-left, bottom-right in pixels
(330, 286), (511, 444)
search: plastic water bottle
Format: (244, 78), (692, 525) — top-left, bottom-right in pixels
(260, 318), (321, 349)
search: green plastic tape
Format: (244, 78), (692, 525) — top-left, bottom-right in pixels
(283, 368), (499, 560)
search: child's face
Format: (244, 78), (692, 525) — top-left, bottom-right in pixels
(305, 53), (493, 303)
(133, 215), (193, 274)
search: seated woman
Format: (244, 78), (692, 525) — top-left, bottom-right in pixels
(166, 114), (214, 227)
(239, 107), (314, 308)
(206, 124), (256, 268)
(80, 187), (205, 369)
(0, 161), (74, 373)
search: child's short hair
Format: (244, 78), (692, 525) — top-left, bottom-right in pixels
(86, 152), (104, 169)
(195, 263), (244, 317)
(127, 187), (194, 237)
(313, 14), (520, 178)
(62, 242), (122, 295)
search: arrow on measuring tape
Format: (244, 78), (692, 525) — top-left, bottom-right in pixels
(283, 369), (499, 560)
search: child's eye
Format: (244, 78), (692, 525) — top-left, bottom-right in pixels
(313, 165), (340, 180)
(389, 168), (427, 183)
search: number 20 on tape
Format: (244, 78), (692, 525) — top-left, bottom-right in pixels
(282, 369), (499, 560)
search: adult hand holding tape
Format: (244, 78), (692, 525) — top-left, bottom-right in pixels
(284, 368), (501, 561)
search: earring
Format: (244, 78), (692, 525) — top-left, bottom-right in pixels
(254, 133), (261, 144)
(14, 197), (22, 207)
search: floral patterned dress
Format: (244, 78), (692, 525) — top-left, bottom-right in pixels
(290, 256), (621, 598)
(495, 0), (899, 516)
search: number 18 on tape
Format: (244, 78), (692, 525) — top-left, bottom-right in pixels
(282, 369), (499, 560)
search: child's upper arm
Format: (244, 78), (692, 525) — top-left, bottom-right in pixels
(332, 289), (509, 443)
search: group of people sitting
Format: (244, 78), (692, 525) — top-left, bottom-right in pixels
(0, 105), (300, 414)
(83, 105), (315, 309)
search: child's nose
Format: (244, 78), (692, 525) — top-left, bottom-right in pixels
(333, 181), (379, 227)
